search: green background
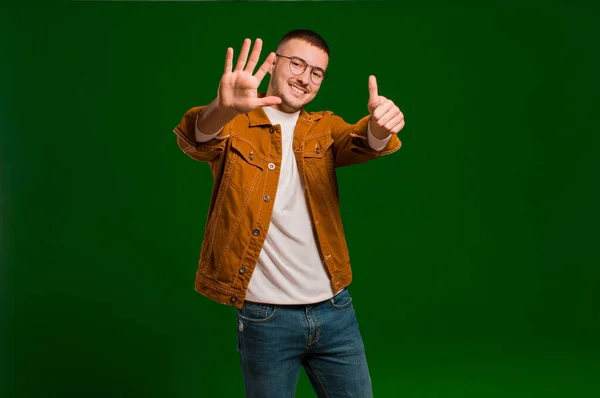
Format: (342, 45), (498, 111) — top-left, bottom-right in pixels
(2, 0), (599, 397)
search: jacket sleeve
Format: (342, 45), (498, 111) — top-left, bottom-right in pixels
(329, 113), (402, 168)
(172, 106), (230, 163)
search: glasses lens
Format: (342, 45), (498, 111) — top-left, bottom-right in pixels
(286, 56), (326, 84)
(289, 57), (306, 75)
(311, 70), (325, 84)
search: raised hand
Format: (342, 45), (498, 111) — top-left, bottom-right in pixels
(367, 75), (405, 139)
(218, 38), (282, 115)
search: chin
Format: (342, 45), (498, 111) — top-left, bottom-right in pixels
(281, 98), (303, 112)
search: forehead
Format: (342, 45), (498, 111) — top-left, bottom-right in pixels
(277, 38), (329, 69)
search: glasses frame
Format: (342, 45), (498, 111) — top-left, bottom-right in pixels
(275, 54), (328, 85)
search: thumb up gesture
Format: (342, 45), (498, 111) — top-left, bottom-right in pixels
(367, 75), (405, 139)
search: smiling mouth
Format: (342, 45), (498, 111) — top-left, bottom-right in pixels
(289, 83), (308, 95)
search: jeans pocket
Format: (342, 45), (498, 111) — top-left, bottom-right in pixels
(236, 318), (242, 352)
(329, 288), (353, 309)
(238, 301), (277, 322)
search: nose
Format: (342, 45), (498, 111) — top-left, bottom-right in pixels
(296, 69), (310, 85)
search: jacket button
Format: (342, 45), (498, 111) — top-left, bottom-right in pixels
(248, 152), (254, 160)
(252, 228), (260, 236)
(268, 163), (275, 170)
(269, 126), (275, 134)
(230, 295), (238, 303)
(263, 195), (270, 202)
(239, 266), (247, 274)
(316, 146), (321, 154)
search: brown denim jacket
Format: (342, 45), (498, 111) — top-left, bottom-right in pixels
(173, 102), (401, 308)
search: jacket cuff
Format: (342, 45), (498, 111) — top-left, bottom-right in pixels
(350, 115), (402, 155)
(173, 106), (229, 147)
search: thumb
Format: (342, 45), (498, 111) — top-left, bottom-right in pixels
(367, 75), (379, 112)
(255, 95), (282, 108)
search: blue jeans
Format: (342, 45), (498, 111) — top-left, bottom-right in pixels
(236, 288), (373, 397)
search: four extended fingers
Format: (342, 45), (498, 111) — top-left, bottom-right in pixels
(226, 38), (271, 76)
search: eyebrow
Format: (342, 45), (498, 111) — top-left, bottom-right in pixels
(293, 55), (327, 72)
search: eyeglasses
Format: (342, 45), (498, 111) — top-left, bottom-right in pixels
(275, 54), (328, 85)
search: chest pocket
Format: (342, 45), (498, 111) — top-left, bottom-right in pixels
(228, 137), (265, 192)
(303, 134), (335, 178)
(304, 135), (334, 158)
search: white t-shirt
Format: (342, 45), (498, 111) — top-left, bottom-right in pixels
(245, 107), (334, 304)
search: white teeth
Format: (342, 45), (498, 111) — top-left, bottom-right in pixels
(291, 85), (305, 94)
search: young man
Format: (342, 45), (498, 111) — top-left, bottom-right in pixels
(173, 29), (404, 398)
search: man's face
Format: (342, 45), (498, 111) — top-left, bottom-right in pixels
(266, 38), (329, 113)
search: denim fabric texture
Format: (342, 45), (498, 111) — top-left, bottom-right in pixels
(236, 288), (373, 398)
